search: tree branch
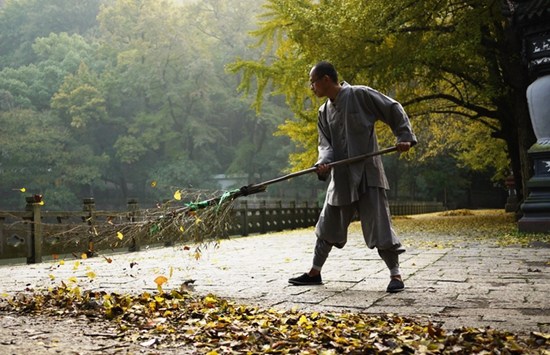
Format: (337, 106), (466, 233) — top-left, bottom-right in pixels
(403, 93), (498, 120)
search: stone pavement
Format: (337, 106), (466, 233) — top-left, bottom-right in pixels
(0, 227), (549, 335)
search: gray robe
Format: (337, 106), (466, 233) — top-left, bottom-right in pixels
(316, 82), (417, 207)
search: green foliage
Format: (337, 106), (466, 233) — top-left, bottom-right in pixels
(229, 0), (522, 196)
(0, 0), (515, 210)
(0, 109), (108, 208)
(0, 0), (101, 69)
(0, 0), (295, 209)
(147, 156), (215, 197)
(52, 63), (107, 128)
(0, 33), (98, 111)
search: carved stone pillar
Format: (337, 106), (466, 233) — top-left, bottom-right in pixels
(506, 1), (550, 232)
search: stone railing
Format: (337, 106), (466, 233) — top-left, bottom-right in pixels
(0, 197), (444, 264)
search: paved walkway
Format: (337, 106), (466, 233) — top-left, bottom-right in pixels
(1, 228), (549, 334)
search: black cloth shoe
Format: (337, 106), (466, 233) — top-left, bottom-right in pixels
(288, 273), (323, 285)
(392, 245), (406, 254)
(386, 278), (405, 293)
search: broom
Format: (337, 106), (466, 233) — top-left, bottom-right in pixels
(119, 147), (399, 244)
(166, 146), (399, 213)
(45, 147), (399, 252)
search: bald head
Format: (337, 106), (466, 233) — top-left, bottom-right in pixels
(311, 61), (338, 84)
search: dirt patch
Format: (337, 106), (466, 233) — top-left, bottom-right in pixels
(0, 312), (186, 354)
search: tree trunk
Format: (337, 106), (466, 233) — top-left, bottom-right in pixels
(498, 17), (536, 211)
(501, 92), (535, 209)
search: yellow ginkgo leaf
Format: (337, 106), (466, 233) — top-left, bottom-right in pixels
(49, 274), (55, 280)
(19, 187), (26, 192)
(169, 266), (174, 278)
(68, 276), (78, 283)
(117, 231), (124, 240)
(154, 275), (168, 293)
(179, 226), (184, 232)
(151, 180), (157, 188)
(173, 190), (182, 200)
(154, 275), (168, 286)
(203, 295), (218, 306)
(194, 217), (202, 225)
(59, 259), (65, 265)
(38, 200), (45, 206)
(86, 271), (96, 279)
(81, 253), (88, 259)
(297, 315), (309, 326)
(73, 261), (80, 270)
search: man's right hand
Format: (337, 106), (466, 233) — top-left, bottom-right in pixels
(315, 163), (331, 180)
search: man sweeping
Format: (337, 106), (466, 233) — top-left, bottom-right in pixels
(288, 61), (417, 293)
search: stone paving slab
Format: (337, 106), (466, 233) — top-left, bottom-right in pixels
(0, 228), (549, 335)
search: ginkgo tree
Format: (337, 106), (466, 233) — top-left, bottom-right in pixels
(229, 0), (531, 198)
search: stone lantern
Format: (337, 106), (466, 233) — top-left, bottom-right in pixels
(503, 1), (550, 232)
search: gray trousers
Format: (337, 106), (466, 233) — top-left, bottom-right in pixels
(313, 187), (402, 275)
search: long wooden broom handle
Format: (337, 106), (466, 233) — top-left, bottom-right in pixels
(172, 147), (399, 213)
(248, 146), (398, 189)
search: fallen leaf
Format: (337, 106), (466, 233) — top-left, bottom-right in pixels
(154, 276), (168, 287)
(140, 338), (157, 347)
(154, 275), (168, 293)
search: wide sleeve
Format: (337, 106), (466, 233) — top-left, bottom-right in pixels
(316, 105), (334, 165)
(362, 87), (417, 145)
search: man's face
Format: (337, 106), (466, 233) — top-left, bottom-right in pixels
(309, 68), (327, 98)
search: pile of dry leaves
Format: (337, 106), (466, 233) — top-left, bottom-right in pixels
(1, 285), (548, 354)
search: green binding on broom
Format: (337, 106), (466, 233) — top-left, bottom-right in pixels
(182, 188), (242, 212)
(175, 146), (399, 214)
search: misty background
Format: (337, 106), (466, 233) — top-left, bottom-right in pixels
(0, 0), (505, 210)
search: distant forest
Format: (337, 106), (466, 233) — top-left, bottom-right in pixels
(0, 0), (506, 210)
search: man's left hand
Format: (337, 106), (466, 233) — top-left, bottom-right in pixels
(396, 142), (412, 152)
